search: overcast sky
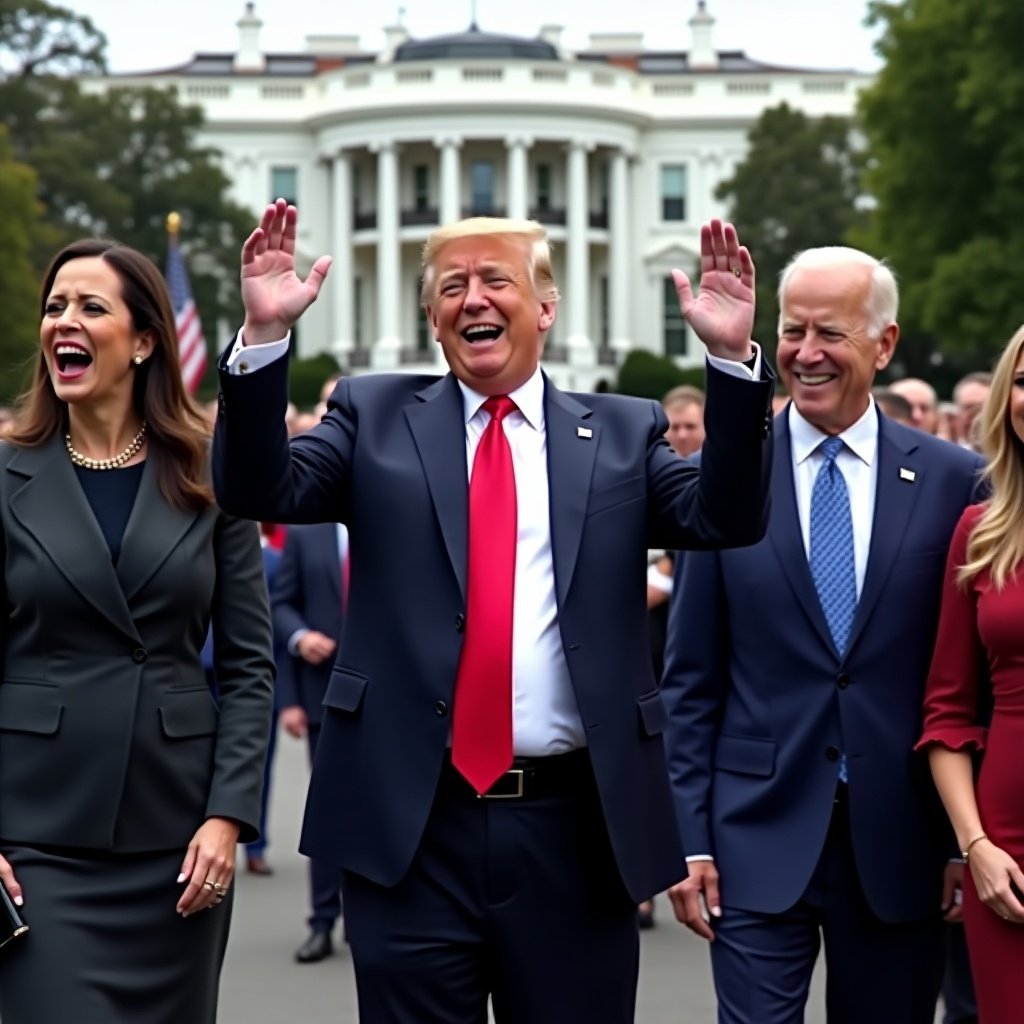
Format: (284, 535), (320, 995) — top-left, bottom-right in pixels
(68, 0), (883, 75)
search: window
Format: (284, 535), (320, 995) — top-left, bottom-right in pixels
(536, 163), (552, 210)
(353, 278), (363, 349)
(352, 163), (362, 214)
(415, 279), (431, 351)
(470, 160), (495, 213)
(663, 276), (688, 356)
(413, 164), (430, 212)
(599, 275), (610, 349)
(599, 160), (610, 217)
(270, 166), (298, 206)
(660, 164), (687, 222)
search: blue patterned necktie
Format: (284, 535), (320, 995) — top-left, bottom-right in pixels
(810, 436), (857, 657)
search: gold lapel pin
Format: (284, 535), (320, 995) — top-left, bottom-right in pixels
(899, 467), (916, 482)
(577, 426), (593, 439)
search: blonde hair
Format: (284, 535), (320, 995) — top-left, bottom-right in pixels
(958, 323), (1024, 588)
(420, 217), (560, 304)
(778, 246), (899, 338)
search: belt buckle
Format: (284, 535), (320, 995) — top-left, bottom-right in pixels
(479, 768), (525, 799)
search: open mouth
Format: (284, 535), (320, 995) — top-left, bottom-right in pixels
(54, 343), (94, 379)
(797, 373), (836, 386)
(461, 324), (504, 344)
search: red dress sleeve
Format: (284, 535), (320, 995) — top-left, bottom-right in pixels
(915, 503), (989, 753)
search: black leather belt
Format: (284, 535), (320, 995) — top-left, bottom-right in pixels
(442, 749), (591, 800)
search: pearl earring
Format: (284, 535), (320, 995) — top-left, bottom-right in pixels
(133, 355), (144, 365)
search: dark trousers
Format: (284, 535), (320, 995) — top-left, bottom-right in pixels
(942, 923), (978, 1024)
(305, 721), (342, 933)
(710, 787), (944, 1024)
(341, 753), (638, 1024)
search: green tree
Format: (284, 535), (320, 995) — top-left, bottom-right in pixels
(0, 124), (49, 401)
(859, 0), (1024, 375)
(715, 103), (865, 362)
(615, 350), (705, 401)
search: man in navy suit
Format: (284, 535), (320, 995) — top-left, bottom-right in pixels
(662, 246), (984, 1024)
(213, 200), (774, 1024)
(271, 522), (347, 962)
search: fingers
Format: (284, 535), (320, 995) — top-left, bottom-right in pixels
(667, 879), (716, 941)
(0, 855), (24, 907)
(266, 198), (288, 252)
(671, 268), (694, 318)
(697, 220), (751, 282)
(176, 845), (234, 917)
(703, 872), (722, 921)
(305, 255), (334, 298)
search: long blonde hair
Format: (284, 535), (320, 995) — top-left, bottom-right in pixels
(959, 324), (1024, 588)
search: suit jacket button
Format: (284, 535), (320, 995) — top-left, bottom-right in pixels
(132, 647), (148, 664)
(836, 673), (850, 689)
(434, 700), (448, 717)
(454, 614), (465, 632)
(825, 745), (840, 762)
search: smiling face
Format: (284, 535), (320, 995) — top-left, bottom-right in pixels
(777, 263), (898, 436)
(40, 256), (154, 413)
(424, 233), (556, 396)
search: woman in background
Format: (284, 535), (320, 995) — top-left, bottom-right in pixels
(0, 238), (274, 1022)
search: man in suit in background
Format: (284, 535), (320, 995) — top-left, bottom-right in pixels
(663, 246), (984, 1024)
(271, 522), (348, 963)
(213, 200), (774, 1024)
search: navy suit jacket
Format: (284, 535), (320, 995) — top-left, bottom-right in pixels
(662, 408), (984, 923)
(270, 523), (344, 725)
(214, 356), (773, 900)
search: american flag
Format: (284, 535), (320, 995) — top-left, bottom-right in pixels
(165, 238), (208, 394)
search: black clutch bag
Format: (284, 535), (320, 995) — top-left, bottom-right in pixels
(0, 878), (28, 949)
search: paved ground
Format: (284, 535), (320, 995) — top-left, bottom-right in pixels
(222, 728), (949, 1023)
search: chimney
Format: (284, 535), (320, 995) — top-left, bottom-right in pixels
(378, 23), (410, 63)
(688, 1), (718, 69)
(540, 24), (564, 49)
(234, 2), (265, 72)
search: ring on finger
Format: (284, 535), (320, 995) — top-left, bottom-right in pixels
(731, 266), (742, 278)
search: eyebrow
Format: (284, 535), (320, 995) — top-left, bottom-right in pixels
(46, 291), (111, 303)
(437, 262), (515, 282)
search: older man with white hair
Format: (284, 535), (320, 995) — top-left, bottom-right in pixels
(664, 246), (985, 1024)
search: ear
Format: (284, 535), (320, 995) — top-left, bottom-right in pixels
(134, 329), (156, 363)
(425, 304), (441, 342)
(538, 299), (556, 333)
(874, 322), (899, 371)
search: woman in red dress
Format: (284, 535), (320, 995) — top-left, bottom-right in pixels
(918, 324), (1024, 1023)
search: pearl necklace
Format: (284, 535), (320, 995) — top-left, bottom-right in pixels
(65, 422), (147, 470)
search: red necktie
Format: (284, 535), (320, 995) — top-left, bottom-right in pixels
(451, 396), (518, 794)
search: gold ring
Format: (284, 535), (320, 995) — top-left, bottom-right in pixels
(203, 879), (217, 892)
(732, 266), (742, 278)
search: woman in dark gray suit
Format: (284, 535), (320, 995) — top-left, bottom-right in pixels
(0, 239), (275, 1022)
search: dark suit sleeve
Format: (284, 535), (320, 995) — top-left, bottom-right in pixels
(206, 511), (276, 842)
(661, 548), (730, 859)
(269, 531), (306, 710)
(648, 361), (774, 551)
(213, 345), (356, 524)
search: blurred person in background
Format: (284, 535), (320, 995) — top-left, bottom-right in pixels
(953, 372), (992, 454)
(661, 385), (706, 457)
(890, 377), (940, 434)
(873, 387), (915, 426)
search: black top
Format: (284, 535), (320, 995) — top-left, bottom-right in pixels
(74, 462), (145, 564)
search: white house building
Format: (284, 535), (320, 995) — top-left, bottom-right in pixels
(88, 2), (870, 390)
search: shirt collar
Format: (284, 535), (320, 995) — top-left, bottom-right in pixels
(457, 366), (545, 432)
(789, 398), (878, 468)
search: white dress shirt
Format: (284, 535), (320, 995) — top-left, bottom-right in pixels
(225, 332), (762, 754)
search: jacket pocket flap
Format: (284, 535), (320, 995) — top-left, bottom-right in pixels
(323, 668), (368, 713)
(159, 695), (219, 738)
(713, 734), (776, 777)
(0, 684), (63, 735)
(637, 690), (669, 737)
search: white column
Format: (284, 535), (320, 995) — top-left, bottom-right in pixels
(330, 150), (354, 358)
(565, 139), (592, 360)
(506, 135), (530, 220)
(374, 141), (401, 365)
(437, 135), (462, 225)
(608, 148), (632, 356)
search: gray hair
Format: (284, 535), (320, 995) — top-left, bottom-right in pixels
(777, 246), (899, 339)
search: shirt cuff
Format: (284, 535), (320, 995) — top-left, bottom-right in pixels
(647, 564), (674, 595)
(287, 628), (309, 656)
(706, 342), (762, 380)
(685, 854), (714, 863)
(224, 330), (291, 375)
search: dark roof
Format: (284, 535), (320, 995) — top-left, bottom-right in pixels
(395, 24), (558, 62)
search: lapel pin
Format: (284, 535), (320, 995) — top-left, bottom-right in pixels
(577, 426), (593, 439)
(899, 467), (916, 482)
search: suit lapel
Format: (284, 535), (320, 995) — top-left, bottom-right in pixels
(767, 414), (839, 655)
(7, 435), (140, 642)
(405, 375), (470, 600)
(844, 414), (923, 656)
(544, 379), (597, 607)
(115, 451), (202, 603)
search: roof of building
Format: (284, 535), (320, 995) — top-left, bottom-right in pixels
(394, 25), (559, 63)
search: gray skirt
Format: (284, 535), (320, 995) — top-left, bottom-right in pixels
(0, 844), (232, 1024)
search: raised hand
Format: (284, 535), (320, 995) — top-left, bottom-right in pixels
(671, 219), (755, 362)
(241, 199), (333, 345)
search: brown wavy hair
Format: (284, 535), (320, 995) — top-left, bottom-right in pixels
(7, 238), (213, 510)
